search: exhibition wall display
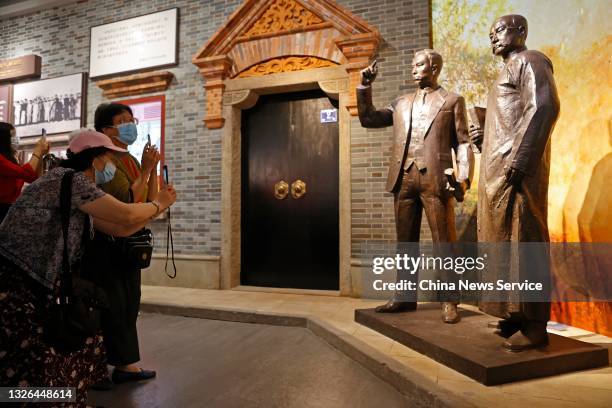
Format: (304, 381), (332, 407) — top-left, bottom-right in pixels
(0, 54), (41, 82)
(89, 8), (179, 78)
(12, 73), (86, 137)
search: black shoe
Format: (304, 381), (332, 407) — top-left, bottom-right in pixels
(375, 300), (417, 313)
(90, 376), (113, 391)
(492, 319), (522, 338)
(503, 322), (549, 352)
(112, 368), (157, 384)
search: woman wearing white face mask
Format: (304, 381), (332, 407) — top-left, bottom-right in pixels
(86, 103), (161, 387)
(0, 122), (49, 222)
(0, 129), (177, 406)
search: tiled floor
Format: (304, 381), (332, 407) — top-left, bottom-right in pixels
(141, 285), (612, 408)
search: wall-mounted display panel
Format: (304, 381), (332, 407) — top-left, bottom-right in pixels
(12, 73), (86, 138)
(89, 8), (178, 79)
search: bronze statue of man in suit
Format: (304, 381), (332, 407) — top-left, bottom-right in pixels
(357, 49), (474, 323)
(470, 15), (560, 351)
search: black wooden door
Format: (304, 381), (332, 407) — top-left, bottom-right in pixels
(241, 90), (339, 290)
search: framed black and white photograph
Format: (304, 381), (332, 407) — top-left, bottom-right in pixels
(89, 8), (179, 79)
(12, 73), (86, 137)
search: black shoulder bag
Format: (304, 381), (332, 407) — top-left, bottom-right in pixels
(116, 189), (154, 269)
(44, 171), (109, 352)
(119, 228), (153, 269)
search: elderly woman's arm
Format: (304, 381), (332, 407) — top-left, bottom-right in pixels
(146, 164), (159, 201)
(92, 217), (150, 237)
(0, 155), (38, 183)
(79, 184), (176, 225)
(130, 144), (161, 202)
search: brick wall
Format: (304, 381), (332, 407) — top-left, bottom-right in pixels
(0, 0), (432, 257)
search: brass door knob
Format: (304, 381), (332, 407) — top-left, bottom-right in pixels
(291, 179), (306, 199)
(274, 180), (289, 200)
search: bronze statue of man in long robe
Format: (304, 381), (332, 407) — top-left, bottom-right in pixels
(471, 14), (560, 351)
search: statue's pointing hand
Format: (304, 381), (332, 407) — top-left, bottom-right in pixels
(361, 60), (378, 86)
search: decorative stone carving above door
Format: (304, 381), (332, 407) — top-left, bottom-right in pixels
(237, 56), (337, 78)
(192, 0), (380, 129)
(241, 0), (325, 38)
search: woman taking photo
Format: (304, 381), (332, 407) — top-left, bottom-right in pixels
(91, 102), (160, 385)
(0, 129), (177, 406)
(0, 121), (49, 222)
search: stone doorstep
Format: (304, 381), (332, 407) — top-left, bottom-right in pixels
(140, 301), (475, 408)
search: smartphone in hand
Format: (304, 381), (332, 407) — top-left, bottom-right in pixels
(163, 165), (169, 185)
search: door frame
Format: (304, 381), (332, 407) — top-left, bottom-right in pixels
(220, 65), (352, 295)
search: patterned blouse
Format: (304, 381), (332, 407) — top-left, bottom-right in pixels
(0, 167), (105, 290)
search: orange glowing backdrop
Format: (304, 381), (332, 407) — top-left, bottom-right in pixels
(433, 0), (612, 335)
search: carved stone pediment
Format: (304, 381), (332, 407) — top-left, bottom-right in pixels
(241, 0), (325, 38)
(237, 56), (337, 78)
(193, 0), (380, 128)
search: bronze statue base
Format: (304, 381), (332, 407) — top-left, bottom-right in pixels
(355, 304), (608, 385)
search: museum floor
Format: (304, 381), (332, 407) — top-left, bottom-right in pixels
(88, 313), (408, 407)
(95, 286), (612, 408)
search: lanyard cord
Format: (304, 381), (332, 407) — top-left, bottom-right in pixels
(164, 206), (177, 278)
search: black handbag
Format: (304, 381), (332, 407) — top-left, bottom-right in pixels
(44, 171), (109, 352)
(119, 228), (153, 269)
(116, 188), (154, 269)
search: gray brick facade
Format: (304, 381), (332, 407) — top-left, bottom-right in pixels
(0, 0), (431, 257)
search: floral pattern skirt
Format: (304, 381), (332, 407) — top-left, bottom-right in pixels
(0, 258), (107, 407)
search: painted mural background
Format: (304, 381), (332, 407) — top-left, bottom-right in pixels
(433, 0), (611, 335)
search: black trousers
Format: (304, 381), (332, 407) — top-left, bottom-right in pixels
(83, 234), (142, 366)
(0, 203), (12, 224)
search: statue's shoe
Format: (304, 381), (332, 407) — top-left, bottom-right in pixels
(441, 302), (460, 324)
(503, 323), (549, 352)
(491, 319), (522, 338)
(375, 300), (417, 313)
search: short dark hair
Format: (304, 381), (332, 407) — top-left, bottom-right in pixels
(59, 146), (108, 171)
(94, 103), (133, 132)
(0, 121), (17, 164)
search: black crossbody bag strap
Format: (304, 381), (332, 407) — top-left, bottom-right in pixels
(59, 170), (75, 304)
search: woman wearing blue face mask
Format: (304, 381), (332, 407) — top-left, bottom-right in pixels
(95, 159), (117, 185)
(0, 128), (177, 406)
(95, 103), (160, 203)
(84, 103), (162, 389)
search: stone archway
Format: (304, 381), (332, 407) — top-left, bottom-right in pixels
(193, 0), (380, 294)
(193, 0), (380, 128)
